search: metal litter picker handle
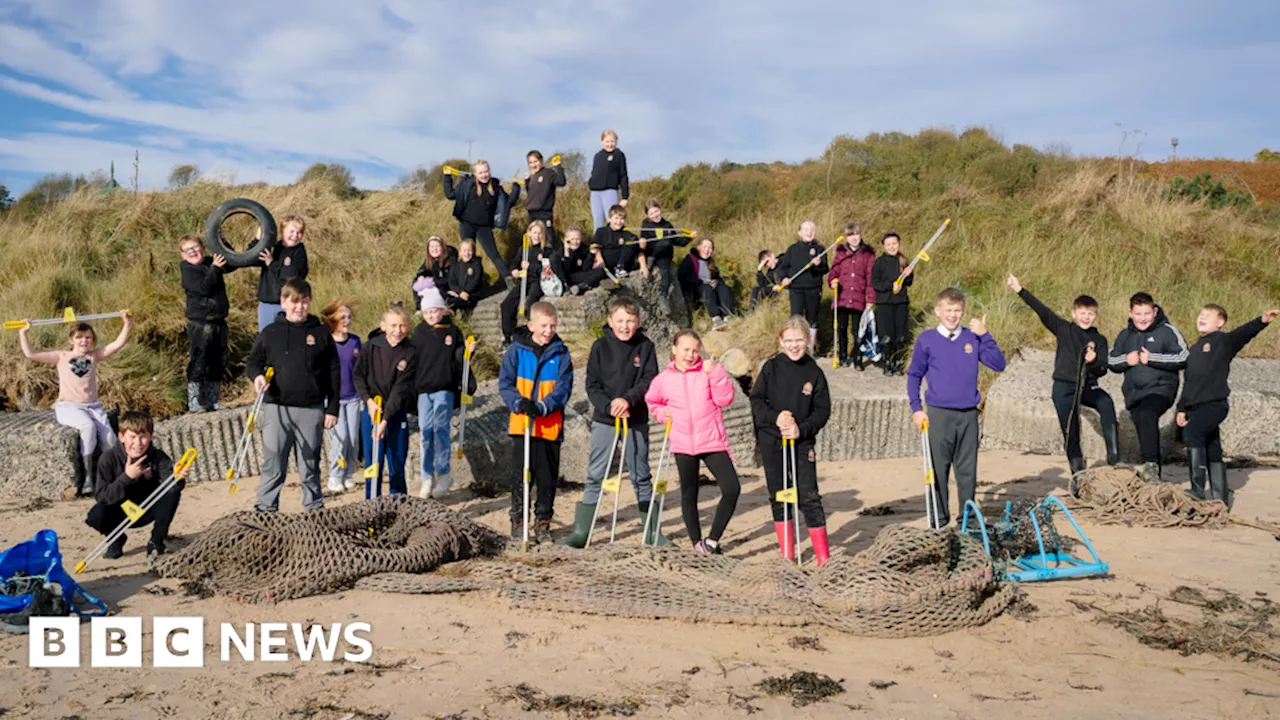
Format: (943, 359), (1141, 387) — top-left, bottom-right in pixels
(585, 417), (622, 549)
(921, 419), (940, 529)
(3, 308), (130, 331)
(608, 417), (630, 544)
(644, 418), (673, 546)
(456, 337), (476, 459)
(225, 367), (273, 494)
(893, 218), (951, 294)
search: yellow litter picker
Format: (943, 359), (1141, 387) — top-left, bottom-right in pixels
(225, 368), (273, 495)
(893, 218), (951, 295)
(3, 308), (129, 331)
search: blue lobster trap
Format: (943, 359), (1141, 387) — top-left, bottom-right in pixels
(961, 497), (1110, 583)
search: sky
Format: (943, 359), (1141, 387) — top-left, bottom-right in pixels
(0, 0), (1276, 196)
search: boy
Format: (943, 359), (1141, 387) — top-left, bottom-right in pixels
(85, 410), (190, 560)
(179, 234), (234, 413)
(1006, 275), (1119, 474)
(254, 214), (308, 331)
(907, 288), (1006, 526)
(498, 301), (573, 543)
(1107, 292), (1188, 482)
(555, 227), (607, 295)
(246, 278), (341, 512)
(561, 297), (662, 548)
(777, 220), (828, 346)
(1176, 304), (1278, 507)
(751, 250), (779, 308)
(522, 150), (567, 243)
(592, 205), (648, 279)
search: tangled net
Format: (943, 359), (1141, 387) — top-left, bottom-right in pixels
(1071, 467), (1229, 529)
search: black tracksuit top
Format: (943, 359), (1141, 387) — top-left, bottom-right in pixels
(750, 352), (832, 443)
(95, 443), (176, 507)
(585, 326), (659, 427)
(181, 257), (231, 322)
(1017, 289), (1110, 386)
(870, 253), (911, 305)
(354, 333), (418, 420)
(776, 240), (828, 291)
(1178, 317), (1267, 411)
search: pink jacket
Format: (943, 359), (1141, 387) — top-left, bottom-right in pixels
(645, 357), (736, 457)
(828, 242), (876, 311)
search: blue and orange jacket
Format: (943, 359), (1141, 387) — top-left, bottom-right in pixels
(499, 327), (573, 441)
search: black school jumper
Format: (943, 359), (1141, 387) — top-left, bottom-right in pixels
(776, 240), (828, 324)
(750, 353), (832, 527)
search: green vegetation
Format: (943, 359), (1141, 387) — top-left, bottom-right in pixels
(2, 127), (1278, 415)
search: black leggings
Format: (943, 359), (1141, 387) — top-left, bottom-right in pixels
(675, 451), (740, 543)
(696, 282), (735, 318)
(760, 436), (825, 527)
(651, 255), (674, 296)
(458, 221), (510, 279)
(186, 320), (227, 383)
(1183, 400), (1229, 462)
(834, 308), (862, 360)
(788, 288), (820, 324)
(1051, 380), (1118, 461)
(1128, 395), (1173, 465)
(569, 268), (607, 292)
(501, 282), (544, 341)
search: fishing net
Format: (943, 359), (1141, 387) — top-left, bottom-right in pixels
(156, 497), (1013, 636)
(1070, 466), (1229, 529)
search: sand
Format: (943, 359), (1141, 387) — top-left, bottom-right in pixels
(1, 450), (1278, 719)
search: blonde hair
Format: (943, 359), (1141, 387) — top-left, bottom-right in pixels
(601, 129), (617, 141)
(779, 316), (812, 339)
(528, 301), (557, 321)
(472, 160), (489, 172)
(178, 233), (202, 250)
(280, 214), (307, 232)
(381, 303), (413, 329)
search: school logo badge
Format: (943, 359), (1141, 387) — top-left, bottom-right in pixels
(807, 448), (816, 463)
(352, 348), (359, 357)
(809, 247), (816, 256)
(467, 268), (473, 275)
(607, 154), (613, 161)
(537, 176), (544, 183)
(445, 336), (454, 346)
(1203, 343), (1211, 352)
(964, 343), (973, 354)
(396, 359), (407, 372)
(305, 334), (316, 346)
(633, 355), (641, 368)
(284, 257), (292, 267)
(802, 382), (813, 396)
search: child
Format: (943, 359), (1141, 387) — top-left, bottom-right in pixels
(412, 236), (455, 305)
(245, 278), (341, 512)
(446, 239), (484, 312)
(638, 200), (692, 296)
(828, 223), (876, 369)
(906, 288), (1006, 527)
(677, 236), (735, 328)
(19, 314), (133, 496)
(751, 250), (779, 308)
(776, 220), (827, 346)
(321, 300), (362, 492)
(588, 129), (629, 230)
(498, 301), (574, 542)
(254, 214), (308, 331)
(522, 150), (567, 243)
(443, 159), (520, 283)
(410, 287), (475, 498)
(645, 330), (741, 554)
(500, 222), (557, 349)
(871, 232), (913, 375)
(1107, 292), (1188, 482)
(561, 297), (662, 548)
(1175, 305), (1277, 507)
(555, 227), (607, 296)
(179, 233), (234, 412)
(1006, 276), (1119, 474)
(354, 304), (417, 497)
(750, 317), (832, 565)
(592, 205), (647, 279)
(84, 410), (190, 560)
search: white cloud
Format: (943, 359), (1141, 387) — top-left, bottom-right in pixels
(51, 121), (103, 132)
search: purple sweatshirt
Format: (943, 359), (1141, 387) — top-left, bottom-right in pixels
(907, 326), (1006, 412)
(335, 334), (362, 401)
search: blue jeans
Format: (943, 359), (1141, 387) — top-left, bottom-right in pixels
(257, 302), (283, 332)
(590, 189), (620, 231)
(362, 411), (409, 496)
(417, 391), (454, 481)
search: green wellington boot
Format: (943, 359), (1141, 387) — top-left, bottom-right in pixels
(557, 502), (596, 548)
(639, 501), (674, 547)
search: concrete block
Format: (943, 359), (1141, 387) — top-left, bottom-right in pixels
(0, 410), (80, 500)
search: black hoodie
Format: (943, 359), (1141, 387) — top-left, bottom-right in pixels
(522, 165), (567, 212)
(354, 333), (418, 420)
(245, 312), (340, 415)
(447, 254), (484, 298)
(750, 352), (832, 444)
(95, 442), (177, 507)
(255, 243), (308, 304)
(871, 253), (911, 305)
(180, 256), (231, 322)
(588, 148), (629, 199)
(1107, 306), (1189, 407)
(1016, 289), (1110, 386)
(776, 240), (828, 292)
(410, 317), (467, 396)
(1178, 317), (1269, 411)
(586, 325), (659, 426)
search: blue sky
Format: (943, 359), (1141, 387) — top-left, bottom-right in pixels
(0, 0), (1276, 196)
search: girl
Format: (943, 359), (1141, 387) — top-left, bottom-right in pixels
(777, 220), (828, 346)
(588, 129), (630, 230)
(410, 288), (475, 498)
(828, 222), (876, 369)
(638, 199), (692, 296)
(677, 236), (735, 329)
(870, 232), (913, 375)
(443, 160), (519, 283)
(322, 300), (362, 492)
(554, 227), (607, 296)
(749, 317), (833, 566)
(499, 222), (556, 349)
(412, 236), (455, 305)
(645, 330), (741, 554)
(446, 239), (483, 312)
(255, 214), (309, 331)
(354, 304), (417, 497)
(18, 313), (133, 496)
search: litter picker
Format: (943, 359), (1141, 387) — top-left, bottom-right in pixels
(456, 336), (476, 459)
(831, 279), (840, 369)
(773, 241), (841, 293)
(774, 434), (803, 567)
(521, 419), (533, 552)
(585, 417), (623, 548)
(620, 227), (696, 245)
(74, 448), (197, 574)
(517, 233), (532, 318)
(4, 308), (129, 331)
(643, 418), (673, 546)
(364, 396), (384, 499)
(921, 418), (940, 529)
(607, 417), (631, 544)
(893, 218), (951, 295)
(225, 367), (273, 494)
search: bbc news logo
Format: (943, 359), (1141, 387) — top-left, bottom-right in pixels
(29, 618), (373, 667)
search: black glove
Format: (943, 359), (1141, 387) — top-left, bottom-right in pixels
(518, 398), (540, 417)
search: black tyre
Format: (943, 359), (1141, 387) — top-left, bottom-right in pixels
(204, 199), (277, 268)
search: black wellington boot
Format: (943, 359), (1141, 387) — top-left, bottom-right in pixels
(1208, 461), (1232, 511)
(1102, 423), (1121, 466)
(1186, 447), (1207, 500)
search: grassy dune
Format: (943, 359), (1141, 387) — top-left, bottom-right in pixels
(2, 129), (1277, 415)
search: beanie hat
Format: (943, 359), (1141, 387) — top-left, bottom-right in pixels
(420, 287), (447, 312)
